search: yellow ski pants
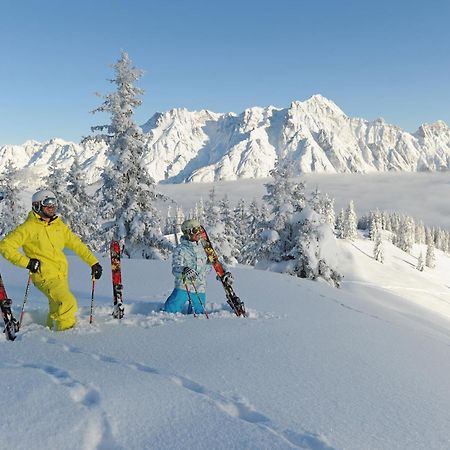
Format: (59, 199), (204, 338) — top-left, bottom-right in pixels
(34, 278), (78, 331)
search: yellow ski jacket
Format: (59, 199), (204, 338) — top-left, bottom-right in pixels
(0, 211), (98, 284)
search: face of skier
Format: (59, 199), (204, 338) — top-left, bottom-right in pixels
(34, 197), (58, 220)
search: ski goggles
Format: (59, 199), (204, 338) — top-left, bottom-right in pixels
(185, 226), (202, 241)
(41, 197), (57, 207)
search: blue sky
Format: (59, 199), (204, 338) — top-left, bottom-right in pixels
(1, 0), (449, 144)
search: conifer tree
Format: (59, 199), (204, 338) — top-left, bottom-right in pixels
(0, 161), (26, 237)
(254, 158), (341, 286)
(393, 216), (415, 253)
(64, 155), (98, 248)
(87, 51), (171, 258)
(341, 201), (357, 241)
(416, 252), (424, 271)
(426, 242), (436, 268)
(41, 162), (71, 217)
(204, 187), (220, 227)
(241, 200), (267, 265)
(373, 231), (384, 263)
(335, 209), (345, 238)
(233, 198), (248, 261)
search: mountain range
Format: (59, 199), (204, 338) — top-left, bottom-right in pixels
(1, 94), (449, 186)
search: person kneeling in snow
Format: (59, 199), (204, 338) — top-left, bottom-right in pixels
(164, 219), (232, 315)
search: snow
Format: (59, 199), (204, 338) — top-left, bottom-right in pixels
(2, 225), (450, 449)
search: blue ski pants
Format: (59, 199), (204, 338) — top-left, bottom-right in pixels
(164, 288), (207, 315)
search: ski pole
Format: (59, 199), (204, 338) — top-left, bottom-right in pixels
(89, 277), (96, 324)
(190, 279), (209, 319)
(19, 272), (32, 329)
(182, 277), (197, 318)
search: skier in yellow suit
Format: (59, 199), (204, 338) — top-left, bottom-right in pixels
(0, 189), (102, 331)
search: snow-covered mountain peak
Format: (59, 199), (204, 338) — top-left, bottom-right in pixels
(2, 95), (450, 185)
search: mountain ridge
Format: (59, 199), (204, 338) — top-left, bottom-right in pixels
(1, 95), (449, 186)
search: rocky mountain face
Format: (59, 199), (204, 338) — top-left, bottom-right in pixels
(1, 95), (449, 186)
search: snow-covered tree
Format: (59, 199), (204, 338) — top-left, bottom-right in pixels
(335, 209), (345, 238)
(290, 208), (342, 287)
(416, 252), (424, 271)
(321, 193), (336, 229)
(64, 155), (98, 248)
(373, 231), (384, 263)
(87, 51), (172, 258)
(426, 242), (436, 269)
(233, 198), (248, 260)
(0, 160), (26, 237)
(218, 195), (238, 264)
(254, 158), (341, 287)
(41, 162), (71, 216)
(393, 216), (415, 254)
(241, 200), (268, 265)
(340, 201), (357, 241)
(204, 187), (220, 227)
(192, 198), (206, 225)
(415, 221), (426, 245)
(368, 210), (383, 240)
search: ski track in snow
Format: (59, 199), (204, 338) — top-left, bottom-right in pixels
(0, 359), (123, 450)
(37, 336), (335, 450)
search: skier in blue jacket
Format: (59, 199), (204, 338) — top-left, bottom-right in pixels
(164, 219), (232, 315)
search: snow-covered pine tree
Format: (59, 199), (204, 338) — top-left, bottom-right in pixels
(193, 198), (206, 225)
(41, 162), (71, 218)
(416, 252), (424, 271)
(240, 199), (267, 265)
(290, 207), (342, 287)
(233, 198), (249, 261)
(87, 51), (172, 258)
(214, 195), (238, 264)
(393, 215), (415, 254)
(425, 227), (434, 246)
(162, 205), (174, 235)
(373, 231), (384, 263)
(204, 187), (220, 227)
(335, 209), (345, 238)
(0, 160), (26, 237)
(321, 193), (336, 229)
(256, 159), (302, 263)
(309, 187), (322, 214)
(415, 220), (426, 245)
(340, 201), (357, 241)
(368, 210), (383, 240)
(65, 155), (98, 248)
(255, 158), (341, 286)
(426, 242), (436, 268)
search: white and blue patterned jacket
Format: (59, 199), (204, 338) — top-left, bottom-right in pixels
(172, 236), (211, 293)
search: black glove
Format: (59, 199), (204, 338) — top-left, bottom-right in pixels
(27, 258), (40, 273)
(222, 271), (233, 285)
(91, 263), (103, 280)
(182, 267), (197, 281)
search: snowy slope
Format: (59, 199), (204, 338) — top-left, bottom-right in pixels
(1, 235), (450, 450)
(1, 95), (450, 187)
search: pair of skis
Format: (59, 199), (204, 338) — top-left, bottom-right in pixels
(198, 226), (246, 317)
(91, 240), (125, 322)
(0, 273), (19, 341)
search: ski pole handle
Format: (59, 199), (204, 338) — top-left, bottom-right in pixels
(89, 277), (96, 324)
